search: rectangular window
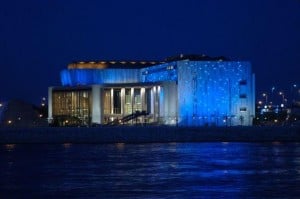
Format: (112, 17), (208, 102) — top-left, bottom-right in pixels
(239, 80), (247, 85)
(103, 89), (111, 114)
(125, 89), (131, 104)
(239, 94), (247, 98)
(124, 88), (132, 114)
(240, 107), (247, 112)
(113, 89), (121, 114)
(133, 88), (142, 112)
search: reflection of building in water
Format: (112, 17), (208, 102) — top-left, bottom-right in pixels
(48, 55), (255, 126)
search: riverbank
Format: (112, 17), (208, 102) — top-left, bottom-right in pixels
(0, 126), (300, 144)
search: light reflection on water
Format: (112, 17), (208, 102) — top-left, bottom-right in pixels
(0, 142), (300, 198)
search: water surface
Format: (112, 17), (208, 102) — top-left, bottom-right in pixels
(1, 142), (300, 198)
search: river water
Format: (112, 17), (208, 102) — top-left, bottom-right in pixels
(0, 142), (300, 198)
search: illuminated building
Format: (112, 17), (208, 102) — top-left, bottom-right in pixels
(48, 55), (255, 126)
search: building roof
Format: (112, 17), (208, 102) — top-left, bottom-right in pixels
(68, 61), (164, 69)
(67, 54), (229, 70)
(165, 54), (229, 62)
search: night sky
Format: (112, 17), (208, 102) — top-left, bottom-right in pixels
(0, 0), (299, 104)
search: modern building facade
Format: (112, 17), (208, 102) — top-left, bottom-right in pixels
(48, 55), (255, 126)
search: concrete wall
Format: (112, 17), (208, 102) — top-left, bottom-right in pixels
(0, 126), (299, 144)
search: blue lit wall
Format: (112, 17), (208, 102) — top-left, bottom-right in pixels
(140, 62), (177, 82)
(61, 62), (178, 85)
(61, 69), (140, 86)
(177, 61), (254, 126)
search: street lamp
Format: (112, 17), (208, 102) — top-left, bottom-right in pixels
(279, 92), (285, 105)
(291, 84), (297, 103)
(262, 93), (268, 105)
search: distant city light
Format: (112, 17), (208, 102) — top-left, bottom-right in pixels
(0, 103), (2, 107)
(5, 144), (15, 151)
(63, 143), (72, 149)
(7, 120), (12, 124)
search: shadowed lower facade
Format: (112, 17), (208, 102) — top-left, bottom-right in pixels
(48, 55), (255, 126)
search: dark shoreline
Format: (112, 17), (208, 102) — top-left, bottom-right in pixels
(0, 126), (300, 144)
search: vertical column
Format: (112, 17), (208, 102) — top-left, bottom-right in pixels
(121, 88), (125, 116)
(111, 88), (114, 114)
(158, 86), (163, 124)
(92, 85), (102, 124)
(131, 88), (134, 124)
(141, 88), (145, 111)
(48, 87), (53, 124)
(141, 87), (145, 123)
(131, 88), (134, 113)
(152, 86), (156, 122)
(150, 87), (154, 114)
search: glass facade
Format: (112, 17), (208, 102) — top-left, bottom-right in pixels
(124, 89), (132, 114)
(103, 89), (111, 115)
(113, 89), (121, 114)
(52, 89), (91, 126)
(133, 88), (142, 112)
(99, 86), (155, 124)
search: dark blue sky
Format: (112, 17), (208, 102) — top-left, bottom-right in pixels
(0, 0), (299, 104)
